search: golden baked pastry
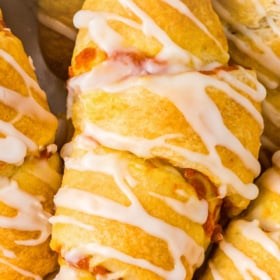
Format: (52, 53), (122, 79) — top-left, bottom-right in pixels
(211, 0), (280, 88)
(246, 150), (280, 231)
(0, 10), (62, 279)
(211, 0), (280, 157)
(0, 154), (61, 280)
(200, 218), (280, 280)
(200, 150), (280, 280)
(37, 0), (84, 80)
(69, 64), (265, 217)
(50, 0), (265, 279)
(51, 141), (222, 280)
(0, 11), (58, 175)
(69, 0), (229, 76)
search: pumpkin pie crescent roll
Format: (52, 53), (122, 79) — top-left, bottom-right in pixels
(0, 154), (61, 280)
(0, 11), (58, 175)
(0, 10), (62, 279)
(51, 139), (222, 280)
(200, 150), (280, 280)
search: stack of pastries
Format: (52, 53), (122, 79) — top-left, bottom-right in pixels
(0, 9), (61, 279)
(211, 0), (280, 164)
(47, 0), (266, 279)
(7, 0), (280, 279)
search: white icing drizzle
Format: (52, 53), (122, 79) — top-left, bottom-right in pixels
(37, 11), (77, 40)
(0, 177), (51, 246)
(0, 121), (36, 151)
(73, 8), (201, 67)
(0, 257), (41, 280)
(74, 0), (228, 69)
(56, 187), (203, 279)
(50, 215), (95, 231)
(0, 49), (46, 99)
(161, 0), (226, 54)
(55, 149), (205, 279)
(238, 220), (280, 261)
(0, 136), (26, 165)
(219, 239), (271, 280)
(216, 66), (266, 103)
(0, 121), (37, 164)
(0, 86), (54, 123)
(69, 64), (264, 128)
(174, 189), (188, 198)
(83, 121), (258, 200)
(64, 242), (180, 280)
(68, 65), (264, 200)
(212, 0), (280, 88)
(54, 266), (79, 280)
(0, 245), (16, 259)
(0, 48), (57, 163)
(148, 192), (208, 224)
(61, 0), (267, 276)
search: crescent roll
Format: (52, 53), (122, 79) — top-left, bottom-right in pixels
(211, 0), (280, 157)
(200, 150), (280, 280)
(50, 0), (265, 279)
(51, 139), (222, 280)
(69, 0), (229, 76)
(0, 11), (58, 175)
(0, 10), (62, 279)
(200, 218), (280, 280)
(0, 154), (61, 280)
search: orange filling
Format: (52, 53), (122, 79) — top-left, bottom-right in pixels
(183, 168), (222, 239)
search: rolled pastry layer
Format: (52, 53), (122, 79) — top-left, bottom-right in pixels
(200, 219), (280, 280)
(51, 0), (265, 279)
(200, 150), (280, 280)
(0, 13), (58, 174)
(0, 154), (61, 280)
(37, 0), (84, 80)
(0, 10), (62, 279)
(211, 0), (280, 89)
(68, 64), (265, 216)
(70, 0), (229, 76)
(211, 0), (280, 156)
(51, 140), (222, 279)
